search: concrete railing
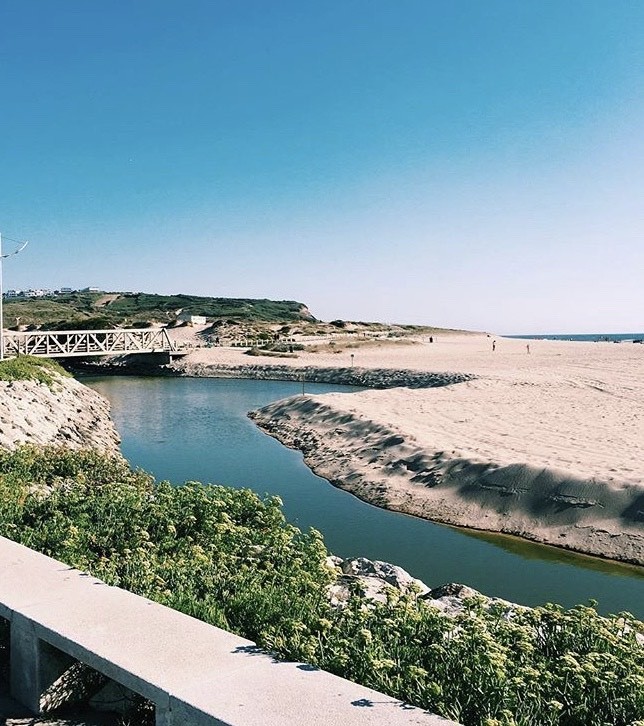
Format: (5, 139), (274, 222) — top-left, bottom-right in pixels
(0, 536), (456, 725)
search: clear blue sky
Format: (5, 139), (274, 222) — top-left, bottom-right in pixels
(1, 1), (642, 333)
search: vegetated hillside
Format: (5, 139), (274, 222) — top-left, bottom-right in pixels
(4, 292), (316, 329)
(4, 297), (100, 328)
(5, 292), (475, 338)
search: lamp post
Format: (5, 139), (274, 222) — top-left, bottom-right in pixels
(0, 233), (29, 361)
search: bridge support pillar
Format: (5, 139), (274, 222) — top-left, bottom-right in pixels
(10, 614), (73, 714)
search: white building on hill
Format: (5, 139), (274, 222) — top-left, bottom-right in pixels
(177, 312), (207, 325)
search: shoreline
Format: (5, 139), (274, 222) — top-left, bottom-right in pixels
(69, 357), (474, 389)
(70, 333), (644, 567)
(0, 373), (121, 455)
(250, 398), (644, 566)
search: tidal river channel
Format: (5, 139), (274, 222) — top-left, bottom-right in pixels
(87, 376), (644, 618)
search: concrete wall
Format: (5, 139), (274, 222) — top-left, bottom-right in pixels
(0, 536), (457, 725)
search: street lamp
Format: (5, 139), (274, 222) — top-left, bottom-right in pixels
(0, 233), (29, 361)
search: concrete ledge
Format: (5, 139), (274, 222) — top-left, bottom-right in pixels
(0, 536), (456, 724)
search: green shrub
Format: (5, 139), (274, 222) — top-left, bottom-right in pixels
(266, 342), (304, 352)
(0, 447), (642, 726)
(0, 356), (70, 387)
(50, 317), (115, 330)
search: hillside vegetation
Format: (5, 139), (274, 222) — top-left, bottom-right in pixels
(4, 292), (473, 341)
(4, 292), (315, 329)
(0, 447), (642, 726)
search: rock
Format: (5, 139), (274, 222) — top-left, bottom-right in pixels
(424, 596), (469, 616)
(328, 575), (393, 605)
(325, 555), (343, 570)
(422, 582), (524, 618)
(326, 558), (521, 619)
(426, 583), (479, 600)
(340, 557), (431, 595)
(327, 556), (431, 606)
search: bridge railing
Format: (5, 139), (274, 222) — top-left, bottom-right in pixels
(2, 328), (177, 359)
(0, 536), (453, 725)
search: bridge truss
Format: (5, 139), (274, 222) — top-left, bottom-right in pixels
(2, 328), (178, 359)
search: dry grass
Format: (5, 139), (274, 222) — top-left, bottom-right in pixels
(305, 338), (419, 354)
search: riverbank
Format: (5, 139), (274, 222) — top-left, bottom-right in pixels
(0, 370), (120, 455)
(171, 332), (644, 565)
(251, 391), (644, 565)
(171, 362), (473, 389)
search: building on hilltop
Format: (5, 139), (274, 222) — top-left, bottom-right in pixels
(177, 312), (207, 325)
(3, 288), (62, 299)
(24, 289), (52, 298)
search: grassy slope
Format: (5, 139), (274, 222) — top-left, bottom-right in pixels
(0, 448), (642, 726)
(4, 292), (314, 329)
(4, 292), (473, 336)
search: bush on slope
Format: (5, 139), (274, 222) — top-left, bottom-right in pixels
(0, 447), (642, 726)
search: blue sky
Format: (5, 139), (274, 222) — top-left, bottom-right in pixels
(1, 1), (642, 333)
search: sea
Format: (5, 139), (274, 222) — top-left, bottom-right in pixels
(507, 333), (644, 343)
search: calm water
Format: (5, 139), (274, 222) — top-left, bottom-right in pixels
(86, 376), (644, 618)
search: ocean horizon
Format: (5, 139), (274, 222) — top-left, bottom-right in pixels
(507, 333), (644, 342)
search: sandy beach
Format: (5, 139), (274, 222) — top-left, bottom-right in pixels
(171, 332), (644, 564)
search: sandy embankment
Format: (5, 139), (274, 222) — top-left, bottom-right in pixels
(0, 373), (121, 455)
(173, 332), (644, 564)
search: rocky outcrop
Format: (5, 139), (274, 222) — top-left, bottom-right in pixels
(68, 355), (474, 390)
(0, 373), (120, 455)
(326, 555), (430, 605)
(171, 362), (474, 389)
(325, 556), (514, 617)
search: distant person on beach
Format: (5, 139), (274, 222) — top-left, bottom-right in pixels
(429, 336), (433, 343)
(526, 343), (530, 354)
(492, 340), (496, 352)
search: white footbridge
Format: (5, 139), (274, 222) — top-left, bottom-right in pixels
(2, 328), (181, 360)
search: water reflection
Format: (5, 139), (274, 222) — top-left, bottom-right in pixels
(86, 375), (644, 617)
(456, 526), (644, 580)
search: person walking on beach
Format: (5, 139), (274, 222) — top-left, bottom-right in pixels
(492, 340), (496, 352)
(526, 343), (530, 354)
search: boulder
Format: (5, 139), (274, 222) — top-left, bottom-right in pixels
(339, 557), (431, 595)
